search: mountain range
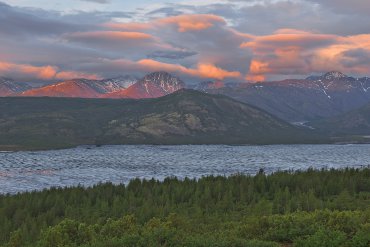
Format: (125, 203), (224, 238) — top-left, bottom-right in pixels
(199, 72), (370, 122)
(103, 72), (185, 99)
(1, 70), (370, 148)
(2, 71), (370, 123)
(2, 72), (184, 99)
(0, 90), (317, 150)
(0, 77), (31, 96)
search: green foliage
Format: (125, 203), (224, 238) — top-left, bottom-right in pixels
(38, 219), (94, 247)
(0, 168), (369, 246)
(293, 228), (346, 247)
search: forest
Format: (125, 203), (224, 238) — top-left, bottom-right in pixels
(0, 168), (369, 246)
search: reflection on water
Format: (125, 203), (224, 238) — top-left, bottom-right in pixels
(1, 144), (370, 194)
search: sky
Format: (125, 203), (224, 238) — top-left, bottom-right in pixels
(1, 0), (370, 83)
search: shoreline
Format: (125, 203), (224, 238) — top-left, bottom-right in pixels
(1, 139), (370, 152)
(1, 166), (369, 196)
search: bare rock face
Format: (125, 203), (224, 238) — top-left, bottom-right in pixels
(104, 72), (185, 99)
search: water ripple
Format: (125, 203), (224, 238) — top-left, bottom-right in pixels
(1, 144), (370, 194)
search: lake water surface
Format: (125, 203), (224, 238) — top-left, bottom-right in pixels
(1, 144), (370, 194)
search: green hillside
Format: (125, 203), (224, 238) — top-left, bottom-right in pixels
(311, 103), (370, 136)
(0, 90), (320, 150)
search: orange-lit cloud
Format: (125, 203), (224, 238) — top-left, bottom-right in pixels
(137, 59), (241, 80)
(0, 61), (100, 80)
(241, 30), (336, 52)
(105, 14), (225, 33)
(67, 31), (154, 41)
(103, 22), (151, 31)
(103, 58), (241, 80)
(158, 14), (226, 32)
(246, 60), (269, 81)
(241, 29), (370, 80)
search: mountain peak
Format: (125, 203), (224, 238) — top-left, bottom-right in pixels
(139, 71), (185, 94)
(142, 71), (182, 83)
(322, 71), (348, 80)
(104, 71), (185, 99)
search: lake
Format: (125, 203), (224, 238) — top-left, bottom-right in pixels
(1, 144), (370, 194)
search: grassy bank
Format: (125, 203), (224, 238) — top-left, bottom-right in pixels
(0, 168), (369, 246)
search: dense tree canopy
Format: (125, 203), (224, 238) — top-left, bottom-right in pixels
(0, 168), (369, 246)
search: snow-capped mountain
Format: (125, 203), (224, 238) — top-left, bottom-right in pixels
(105, 71), (185, 99)
(16, 72), (182, 99)
(0, 77), (31, 96)
(306, 71), (370, 98)
(19, 79), (102, 98)
(5, 71), (370, 122)
(17, 76), (138, 98)
(98, 76), (138, 93)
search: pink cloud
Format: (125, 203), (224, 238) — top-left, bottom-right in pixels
(103, 22), (151, 31)
(0, 61), (100, 80)
(67, 31), (154, 41)
(105, 14), (226, 33)
(241, 29), (370, 80)
(158, 14), (226, 32)
(137, 59), (241, 80)
(101, 58), (241, 80)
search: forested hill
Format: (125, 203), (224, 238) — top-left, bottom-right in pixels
(310, 102), (370, 136)
(0, 168), (369, 246)
(0, 89), (320, 150)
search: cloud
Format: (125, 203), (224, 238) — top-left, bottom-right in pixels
(2, 0), (370, 83)
(91, 58), (241, 80)
(80, 0), (111, 3)
(306, 0), (370, 15)
(64, 30), (167, 59)
(147, 50), (197, 60)
(0, 3), (77, 38)
(103, 22), (151, 31)
(158, 14), (226, 32)
(241, 31), (370, 80)
(136, 59), (241, 80)
(105, 14), (226, 33)
(0, 61), (100, 81)
(67, 31), (154, 41)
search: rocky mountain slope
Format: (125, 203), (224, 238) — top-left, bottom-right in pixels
(13, 72), (182, 99)
(19, 79), (103, 98)
(0, 77), (31, 96)
(18, 76), (139, 98)
(104, 72), (185, 99)
(98, 76), (138, 92)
